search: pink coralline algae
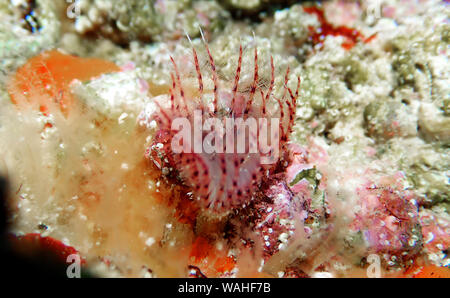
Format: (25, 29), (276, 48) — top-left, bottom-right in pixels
(248, 180), (307, 260)
(142, 38), (301, 215)
(230, 144), (328, 262)
(352, 174), (423, 267)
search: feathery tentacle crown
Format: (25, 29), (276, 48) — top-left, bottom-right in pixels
(148, 33), (301, 215)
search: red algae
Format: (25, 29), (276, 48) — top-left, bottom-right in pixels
(10, 233), (85, 264)
(304, 6), (376, 50)
(188, 236), (236, 277)
(189, 236), (212, 263)
(352, 174), (423, 266)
